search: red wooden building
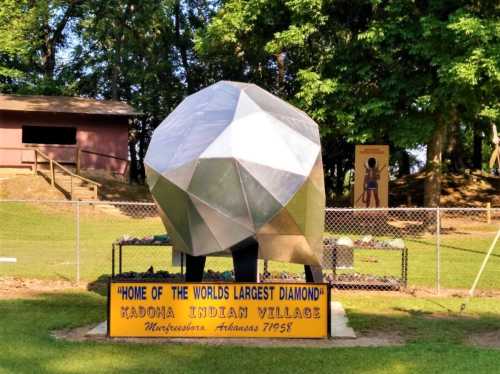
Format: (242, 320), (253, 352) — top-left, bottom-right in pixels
(0, 95), (137, 175)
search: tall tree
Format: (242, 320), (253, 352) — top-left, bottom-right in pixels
(198, 0), (500, 205)
(0, 0), (31, 88)
(0, 0), (86, 94)
(66, 0), (216, 181)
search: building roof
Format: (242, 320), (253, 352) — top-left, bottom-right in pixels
(0, 94), (139, 116)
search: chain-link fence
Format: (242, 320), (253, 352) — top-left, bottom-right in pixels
(323, 207), (500, 294)
(0, 200), (499, 295)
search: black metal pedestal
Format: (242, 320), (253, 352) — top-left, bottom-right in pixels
(231, 238), (259, 282)
(185, 254), (206, 282)
(304, 265), (323, 283)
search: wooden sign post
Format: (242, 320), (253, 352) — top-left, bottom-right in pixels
(353, 145), (389, 208)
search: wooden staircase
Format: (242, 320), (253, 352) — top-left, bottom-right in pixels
(34, 149), (101, 200)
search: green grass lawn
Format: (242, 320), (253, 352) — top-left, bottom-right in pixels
(0, 291), (499, 374)
(2, 202), (500, 373)
(1, 202), (499, 291)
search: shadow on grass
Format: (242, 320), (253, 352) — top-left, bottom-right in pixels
(346, 308), (500, 345)
(405, 238), (500, 259)
(87, 274), (110, 296)
(54, 273), (73, 282)
(417, 298), (455, 313)
(392, 307), (434, 317)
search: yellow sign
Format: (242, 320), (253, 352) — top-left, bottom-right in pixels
(109, 282), (330, 338)
(354, 145), (389, 208)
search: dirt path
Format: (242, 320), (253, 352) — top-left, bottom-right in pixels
(468, 331), (500, 349)
(52, 323), (405, 348)
(333, 287), (500, 299)
(0, 276), (85, 299)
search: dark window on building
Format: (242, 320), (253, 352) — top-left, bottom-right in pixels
(22, 126), (77, 145)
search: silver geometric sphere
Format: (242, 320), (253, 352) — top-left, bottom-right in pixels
(145, 81), (325, 265)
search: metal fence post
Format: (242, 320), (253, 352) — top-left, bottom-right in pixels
(76, 200), (80, 284)
(436, 206), (441, 295)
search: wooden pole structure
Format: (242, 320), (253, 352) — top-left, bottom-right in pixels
(33, 149), (38, 175)
(460, 229), (500, 313)
(490, 123), (499, 173)
(50, 159), (55, 186)
(75, 145), (81, 175)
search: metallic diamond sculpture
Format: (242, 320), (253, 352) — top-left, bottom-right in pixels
(145, 81), (325, 266)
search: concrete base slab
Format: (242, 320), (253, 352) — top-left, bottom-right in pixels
(330, 301), (356, 338)
(86, 321), (107, 336)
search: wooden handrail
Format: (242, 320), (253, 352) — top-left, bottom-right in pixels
(29, 145), (128, 163)
(33, 145), (129, 175)
(0, 145), (128, 162)
(36, 150), (101, 188)
(31, 148), (101, 200)
(0, 147), (35, 151)
(80, 148), (128, 163)
(1, 145), (128, 175)
(25, 144), (76, 149)
(2, 145), (106, 199)
(34, 149), (51, 161)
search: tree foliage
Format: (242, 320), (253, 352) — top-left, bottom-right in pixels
(0, 0), (32, 87)
(197, 0), (500, 204)
(0, 0), (498, 204)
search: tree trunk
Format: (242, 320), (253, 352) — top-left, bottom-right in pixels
(42, 40), (56, 79)
(174, 0), (193, 93)
(111, 3), (132, 100)
(445, 120), (465, 172)
(398, 150), (411, 177)
(424, 116), (447, 207)
(275, 52), (286, 94)
(334, 160), (346, 197)
(138, 122), (147, 183)
(111, 26), (123, 100)
(111, 65), (119, 100)
(472, 121), (483, 170)
(40, 0), (82, 81)
(128, 139), (139, 183)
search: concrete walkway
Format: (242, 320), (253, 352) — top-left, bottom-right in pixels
(330, 301), (356, 338)
(86, 321), (107, 336)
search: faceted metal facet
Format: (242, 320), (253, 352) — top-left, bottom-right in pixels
(145, 81), (325, 265)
